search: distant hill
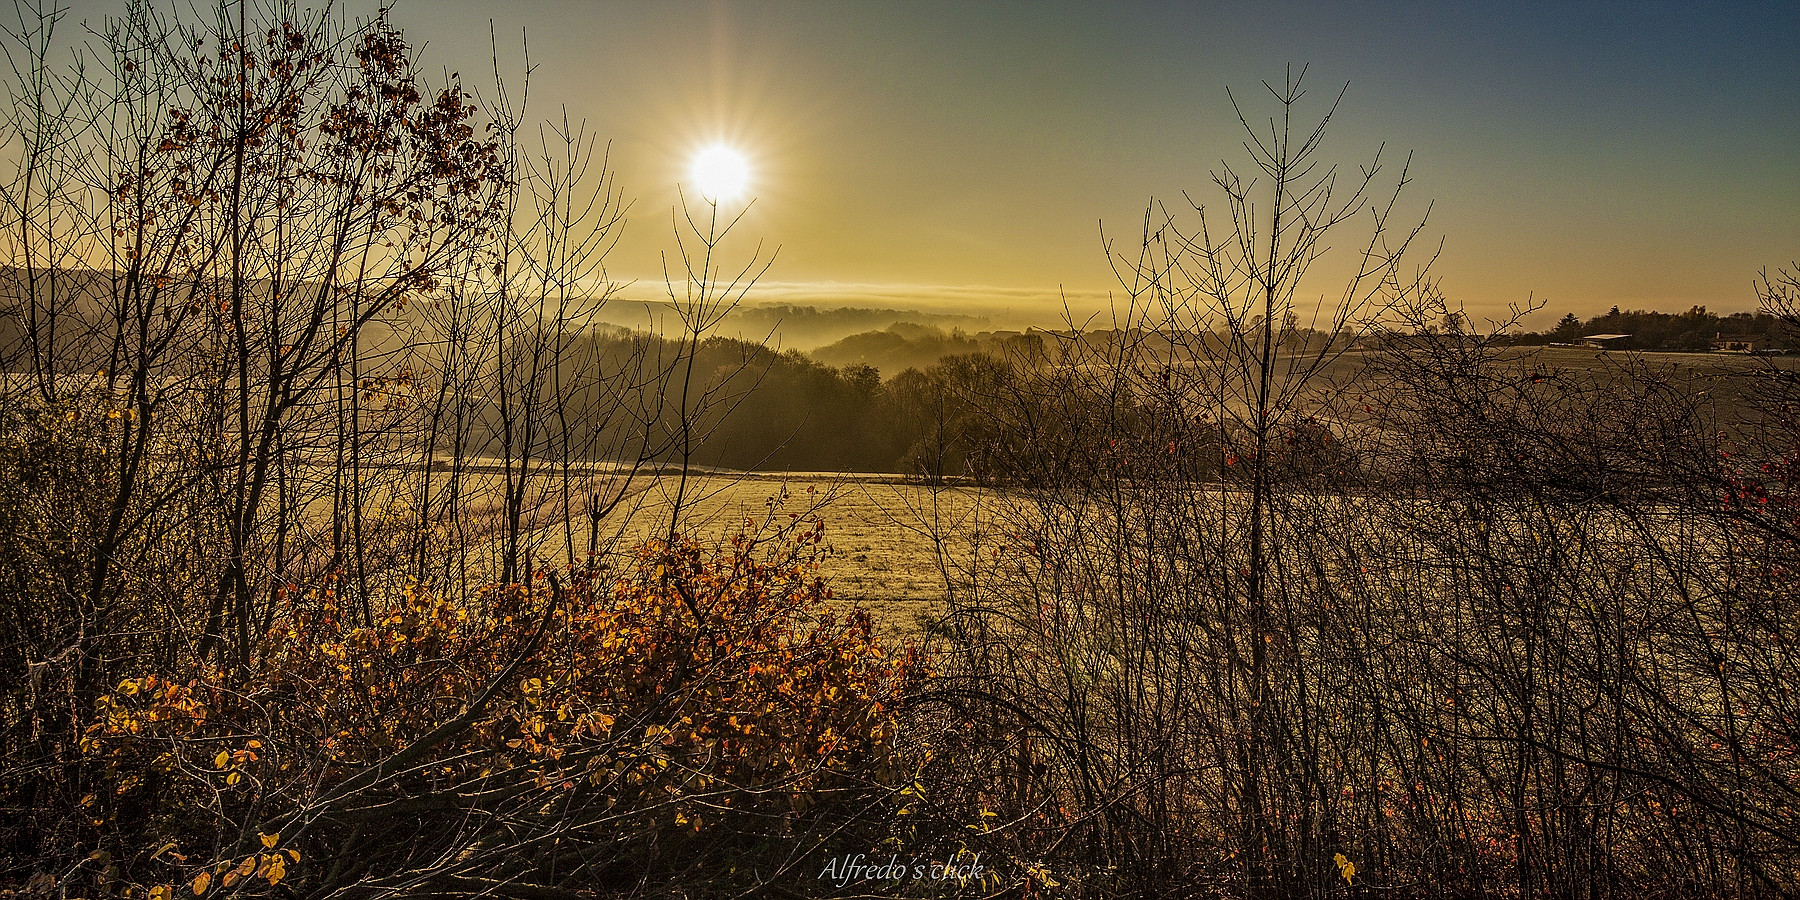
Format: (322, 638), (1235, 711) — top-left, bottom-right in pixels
(808, 323), (1046, 376)
(585, 301), (993, 350)
(0, 266), (1000, 376)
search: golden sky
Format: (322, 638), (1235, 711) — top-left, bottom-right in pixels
(61, 1), (1800, 329)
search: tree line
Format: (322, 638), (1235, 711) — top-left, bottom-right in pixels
(1507, 305), (1795, 351)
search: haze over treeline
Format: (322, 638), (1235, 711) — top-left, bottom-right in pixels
(8, 261), (1795, 478)
(581, 300), (1001, 350)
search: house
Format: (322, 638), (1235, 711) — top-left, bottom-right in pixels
(1580, 333), (1632, 349)
(1711, 333), (1762, 353)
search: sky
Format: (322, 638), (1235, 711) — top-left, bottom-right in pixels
(56, 1), (1800, 329)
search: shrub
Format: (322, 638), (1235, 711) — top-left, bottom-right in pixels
(62, 528), (922, 898)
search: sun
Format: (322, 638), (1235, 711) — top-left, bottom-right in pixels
(690, 145), (751, 203)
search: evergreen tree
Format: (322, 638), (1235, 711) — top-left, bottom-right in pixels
(1552, 313), (1583, 341)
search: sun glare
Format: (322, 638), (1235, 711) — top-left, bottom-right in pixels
(690, 145), (750, 203)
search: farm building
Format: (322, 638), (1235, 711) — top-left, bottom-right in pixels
(1580, 333), (1632, 349)
(1711, 333), (1763, 353)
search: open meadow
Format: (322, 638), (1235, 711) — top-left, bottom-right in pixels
(533, 474), (997, 634)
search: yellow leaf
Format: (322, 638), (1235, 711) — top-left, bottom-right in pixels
(191, 871), (211, 895)
(151, 885), (174, 900)
(213, 751), (230, 769)
(259, 832), (279, 849)
(1334, 852), (1356, 884)
(234, 856), (256, 877)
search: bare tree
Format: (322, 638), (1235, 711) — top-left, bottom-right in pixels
(922, 66), (1437, 897)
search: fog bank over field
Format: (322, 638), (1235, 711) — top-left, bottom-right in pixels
(596, 280), (1112, 348)
(581, 300), (980, 349)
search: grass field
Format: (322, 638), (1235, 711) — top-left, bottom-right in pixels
(480, 345), (1797, 635)
(530, 473), (998, 634)
(1338, 345), (1800, 424)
